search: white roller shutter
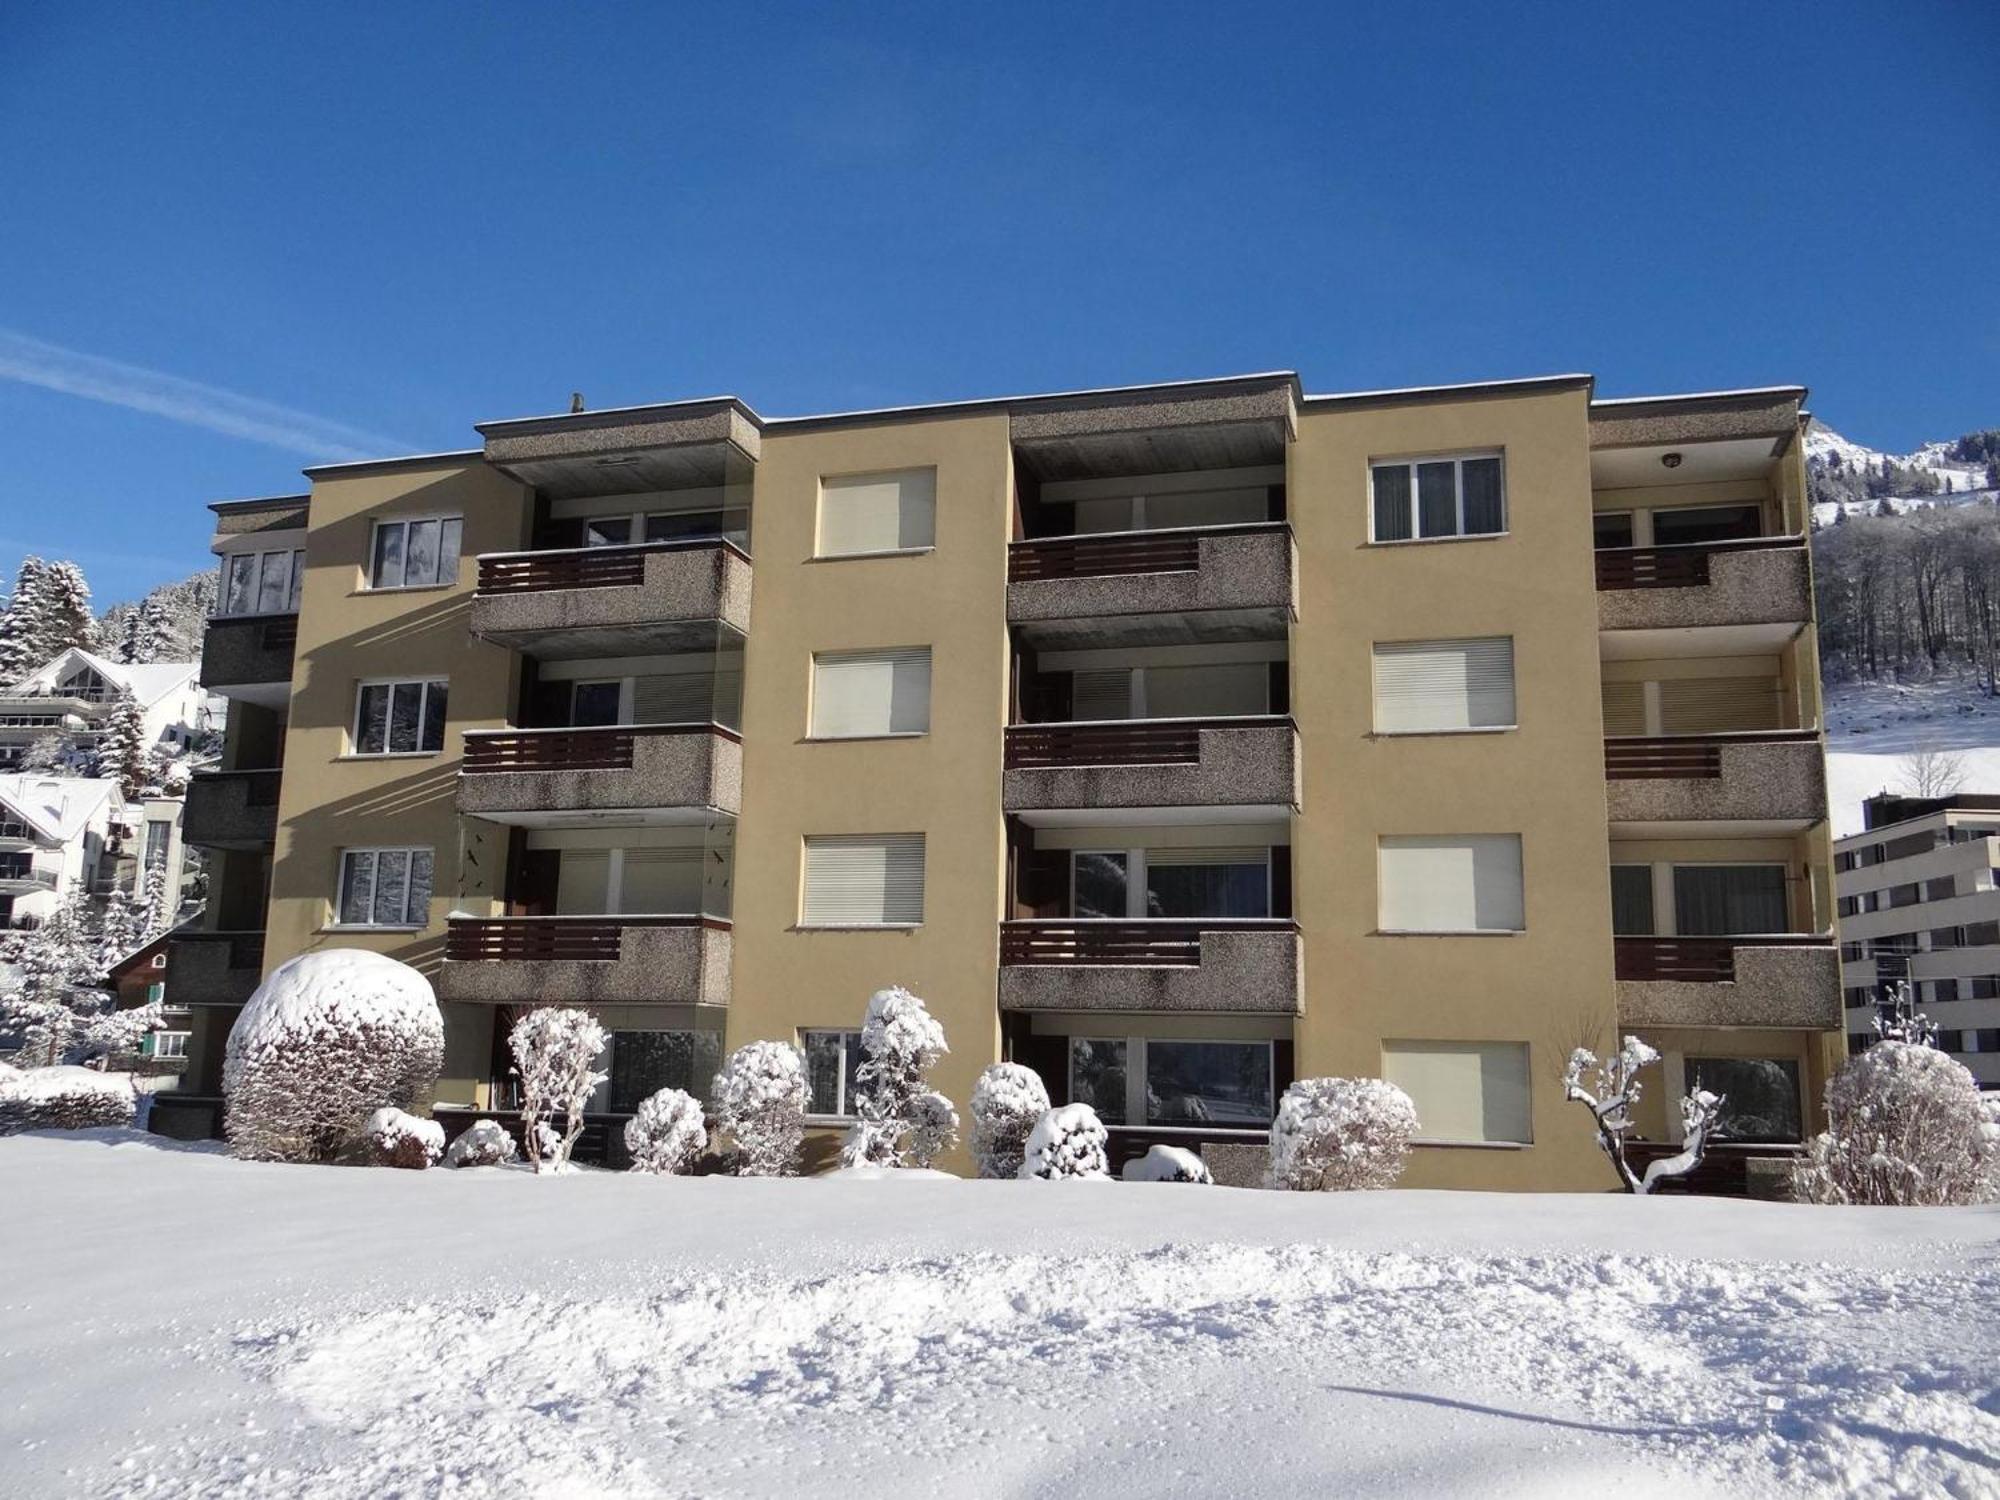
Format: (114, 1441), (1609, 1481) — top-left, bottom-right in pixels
(802, 834), (925, 925)
(1382, 1041), (1532, 1143)
(634, 672), (714, 725)
(816, 469), (936, 556)
(1659, 677), (1780, 734)
(619, 847), (703, 914)
(1372, 637), (1515, 733)
(1377, 834), (1524, 932)
(556, 851), (610, 915)
(1601, 681), (1646, 736)
(810, 648), (932, 737)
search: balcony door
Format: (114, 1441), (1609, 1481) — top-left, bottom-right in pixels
(1069, 847), (1271, 920)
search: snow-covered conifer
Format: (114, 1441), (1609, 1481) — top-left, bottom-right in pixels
(0, 557), (50, 685)
(839, 985), (949, 1168)
(0, 1065), (136, 1133)
(714, 1040), (808, 1176)
(969, 1062), (1049, 1179)
(444, 1118), (517, 1168)
(223, 950), (444, 1163)
(363, 1106), (445, 1169)
(1268, 1077), (1417, 1191)
(507, 1008), (607, 1174)
(1121, 1143), (1213, 1183)
(1562, 1037), (1724, 1195)
(1794, 1040), (1999, 1206)
(18, 734), (67, 773)
(0, 889), (136, 1066)
(94, 689), (151, 799)
(36, 561), (94, 659)
(1017, 1102), (1111, 1180)
(624, 1087), (708, 1174)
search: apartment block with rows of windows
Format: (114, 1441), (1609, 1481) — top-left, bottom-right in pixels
(1835, 793), (2000, 1089)
(155, 371), (1845, 1187)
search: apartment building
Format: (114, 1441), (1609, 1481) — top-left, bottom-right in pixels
(1835, 793), (2000, 1090)
(160, 371), (1843, 1188)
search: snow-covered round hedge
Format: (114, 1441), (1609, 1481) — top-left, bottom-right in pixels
(223, 950), (444, 1163)
(1121, 1143), (1213, 1184)
(1018, 1103), (1111, 1180)
(714, 1041), (808, 1176)
(625, 1087), (708, 1175)
(444, 1118), (517, 1169)
(1268, 1077), (1417, 1192)
(1795, 1041), (2000, 1206)
(0, 1065), (136, 1134)
(363, 1106), (444, 1169)
(969, 1063), (1049, 1179)
(840, 986), (951, 1169)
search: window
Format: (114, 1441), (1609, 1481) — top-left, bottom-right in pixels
(1650, 504), (1762, 547)
(1844, 986), (1872, 1010)
(816, 468), (936, 557)
(352, 678), (448, 755)
(1686, 1058), (1800, 1144)
(804, 1029), (863, 1116)
(810, 647), (932, 738)
(1672, 865), (1787, 935)
(1372, 637), (1515, 733)
(1144, 1040), (1272, 1126)
(1887, 882), (1921, 910)
(1070, 1038), (1129, 1123)
(1927, 877), (1959, 901)
(145, 981), (165, 1004)
(368, 517), (462, 589)
(1370, 454), (1504, 542)
(570, 681), (622, 727)
(143, 819), (172, 871)
(1610, 865), (1655, 936)
(1381, 1041), (1532, 1145)
(1967, 921), (2000, 946)
(801, 833), (924, 926)
(1593, 512), (1634, 549)
(151, 1031), (190, 1060)
(1932, 978), (1961, 1003)
(584, 516), (632, 547)
(1378, 835), (1524, 933)
(219, 549), (304, 616)
(335, 847), (434, 928)
(1658, 677), (1780, 735)
(1930, 927), (1962, 951)
(1067, 848), (1271, 919)
(1073, 851), (1129, 919)
(608, 1031), (721, 1114)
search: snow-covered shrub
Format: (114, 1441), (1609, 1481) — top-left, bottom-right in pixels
(906, 1089), (959, 1170)
(714, 1040), (808, 1176)
(444, 1118), (517, 1168)
(363, 1106), (444, 1170)
(0, 1065), (136, 1133)
(224, 951), (444, 1164)
(1794, 1040), (2000, 1206)
(1268, 1077), (1417, 1191)
(508, 1008), (608, 1175)
(839, 985), (950, 1168)
(969, 1062), (1049, 1180)
(625, 1087), (708, 1175)
(1018, 1103), (1111, 1180)
(1121, 1143), (1212, 1184)
(1563, 1037), (1724, 1195)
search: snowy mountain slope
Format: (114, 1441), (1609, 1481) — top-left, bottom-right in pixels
(1824, 674), (2000, 833)
(1807, 419), (1996, 526)
(1805, 421), (1989, 493)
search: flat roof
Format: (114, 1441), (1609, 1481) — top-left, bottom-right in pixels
(1590, 385), (1809, 410)
(299, 449), (484, 479)
(208, 493), (310, 516)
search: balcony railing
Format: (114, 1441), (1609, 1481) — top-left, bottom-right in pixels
(1001, 918), (1296, 967)
(476, 537), (747, 595)
(444, 913), (723, 963)
(1008, 521), (1287, 583)
(0, 864), (58, 889)
(1603, 730), (1819, 780)
(1005, 715), (1291, 770)
(1613, 934), (1832, 983)
(1594, 536), (1802, 591)
(462, 721), (738, 774)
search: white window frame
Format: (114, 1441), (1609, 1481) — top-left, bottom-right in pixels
(365, 515), (463, 591)
(349, 677), (449, 757)
(1068, 1035), (1277, 1131)
(1368, 450), (1507, 544)
(813, 467), (938, 560)
(151, 1030), (190, 1059)
(802, 1028), (863, 1120)
(216, 548), (305, 617)
(333, 846), (434, 930)
(807, 646), (933, 740)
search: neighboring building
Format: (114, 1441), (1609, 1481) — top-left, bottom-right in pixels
(163, 372), (1842, 1187)
(0, 772), (132, 928)
(109, 929), (191, 1084)
(1835, 793), (2000, 1090)
(0, 648), (207, 770)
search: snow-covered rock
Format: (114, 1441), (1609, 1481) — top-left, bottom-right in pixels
(969, 1062), (1049, 1180)
(624, 1087), (708, 1175)
(443, 1118), (517, 1169)
(1120, 1143), (1212, 1184)
(363, 1107), (444, 1170)
(1268, 1077), (1417, 1191)
(0, 1064), (136, 1133)
(1018, 1103), (1111, 1180)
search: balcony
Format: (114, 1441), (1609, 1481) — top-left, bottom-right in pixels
(1008, 523), (1296, 648)
(1596, 538), (1810, 631)
(164, 930), (266, 1007)
(199, 614), (298, 706)
(1603, 732), (1825, 824)
(436, 914), (732, 1008)
(469, 539), (751, 661)
(182, 768), (282, 849)
(1003, 716), (1298, 814)
(457, 723), (742, 821)
(998, 919), (1301, 1014)
(0, 861), (58, 894)
(1614, 935), (1840, 1029)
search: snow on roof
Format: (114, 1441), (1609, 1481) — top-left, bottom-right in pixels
(0, 772), (120, 843)
(4, 648), (198, 706)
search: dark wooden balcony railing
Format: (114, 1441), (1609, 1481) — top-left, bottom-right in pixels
(1594, 535), (1803, 591)
(1613, 934), (1833, 983)
(461, 721), (740, 773)
(475, 537), (747, 596)
(1000, 918), (1297, 967)
(1008, 521), (1286, 583)
(1603, 730), (1818, 781)
(444, 913), (726, 963)
(1005, 715), (1292, 770)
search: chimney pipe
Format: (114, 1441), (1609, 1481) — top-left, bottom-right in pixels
(570, 392), (585, 414)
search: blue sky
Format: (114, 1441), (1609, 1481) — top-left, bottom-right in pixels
(1, 1), (1994, 603)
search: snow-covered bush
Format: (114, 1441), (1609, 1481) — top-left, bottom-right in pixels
(363, 1106), (444, 1170)
(224, 951), (444, 1164)
(969, 1062), (1049, 1179)
(508, 1008), (608, 1175)
(0, 1065), (136, 1133)
(1563, 1036), (1724, 1195)
(906, 1089), (959, 1170)
(625, 1087), (708, 1175)
(1121, 1143), (1213, 1184)
(444, 1118), (517, 1169)
(839, 985), (950, 1168)
(1794, 1040), (2000, 1206)
(1268, 1077), (1417, 1192)
(1018, 1103), (1111, 1180)
(714, 1040), (808, 1176)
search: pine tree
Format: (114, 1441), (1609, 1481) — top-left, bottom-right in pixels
(95, 688), (151, 798)
(0, 556), (49, 685)
(35, 561), (94, 659)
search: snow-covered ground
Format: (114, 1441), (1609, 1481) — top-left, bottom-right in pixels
(2, 1131), (1997, 1499)
(1826, 674), (2000, 834)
